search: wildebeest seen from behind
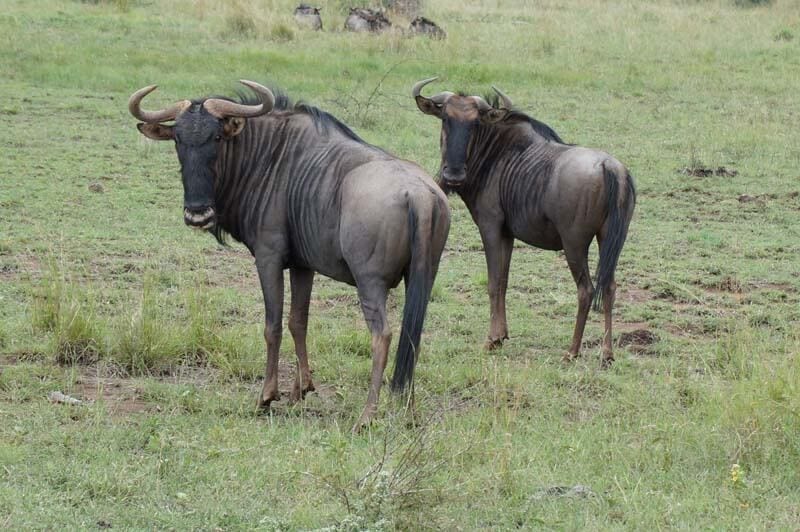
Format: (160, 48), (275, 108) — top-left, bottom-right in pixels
(129, 80), (450, 429)
(413, 78), (635, 366)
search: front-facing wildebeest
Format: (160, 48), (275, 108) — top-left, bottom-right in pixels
(412, 78), (636, 366)
(129, 80), (450, 428)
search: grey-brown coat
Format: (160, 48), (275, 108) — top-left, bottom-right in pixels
(413, 78), (635, 365)
(129, 81), (450, 428)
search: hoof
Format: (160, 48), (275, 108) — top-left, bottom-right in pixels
(351, 418), (371, 435)
(257, 391), (280, 411)
(288, 380), (316, 404)
(352, 406), (377, 434)
(600, 356), (614, 369)
(484, 337), (505, 351)
(562, 351), (579, 363)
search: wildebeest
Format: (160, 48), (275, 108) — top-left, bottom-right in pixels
(409, 16), (446, 39)
(344, 7), (392, 33)
(412, 78), (635, 366)
(294, 4), (323, 31)
(129, 80), (450, 428)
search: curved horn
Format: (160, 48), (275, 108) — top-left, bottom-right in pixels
(412, 76), (438, 98)
(412, 76), (454, 105)
(203, 80), (275, 119)
(128, 85), (191, 123)
(491, 85), (513, 109)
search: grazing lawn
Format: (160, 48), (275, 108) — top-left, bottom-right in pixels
(1, 0), (799, 528)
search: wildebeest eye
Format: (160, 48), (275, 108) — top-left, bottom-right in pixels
(215, 135), (222, 141)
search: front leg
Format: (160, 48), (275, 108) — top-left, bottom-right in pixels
(255, 261), (284, 410)
(288, 268), (315, 403)
(478, 223), (514, 350)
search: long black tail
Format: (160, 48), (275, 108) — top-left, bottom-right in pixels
(391, 205), (436, 392)
(592, 164), (636, 311)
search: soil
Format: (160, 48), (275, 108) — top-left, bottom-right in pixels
(1, 356), (340, 417)
(72, 374), (149, 414)
(617, 329), (658, 348)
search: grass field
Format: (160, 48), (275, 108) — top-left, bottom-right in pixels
(2, 0), (800, 528)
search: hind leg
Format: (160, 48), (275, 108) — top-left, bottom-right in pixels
(563, 242), (593, 362)
(288, 268), (316, 403)
(600, 276), (617, 368)
(595, 232), (618, 368)
(353, 279), (391, 432)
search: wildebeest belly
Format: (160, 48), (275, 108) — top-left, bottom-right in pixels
(507, 215), (563, 251)
(287, 221), (358, 285)
(290, 254), (357, 285)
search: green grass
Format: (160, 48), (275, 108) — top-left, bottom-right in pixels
(2, 0), (800, 528)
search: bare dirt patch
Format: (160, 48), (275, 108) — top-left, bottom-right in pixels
(617, 287), (653, 304)
(748, 280), (797, 292)
(617, 329), (658, 352)
(714, 276), (744, 293)
(0, 252), (41, 281)
(72, 374), (149, 415)
(581, 322), (656, 352)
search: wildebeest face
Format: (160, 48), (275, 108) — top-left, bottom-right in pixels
(138, 107), (245, 229)
(174, 109), (224, 228)
(438, 97), (483, 186)
(130, 81), (274, 230)
(413, 78), (511, 189)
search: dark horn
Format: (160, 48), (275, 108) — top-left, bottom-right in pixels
(203, 80), (275, 119)
(491, 85), (513, 109)
(128, 85), (191, 123)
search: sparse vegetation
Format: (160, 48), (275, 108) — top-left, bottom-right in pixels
(2, 0), (800, 529)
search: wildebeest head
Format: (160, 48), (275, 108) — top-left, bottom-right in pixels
(412, 77), (513, 188)
(129, 80), (275, 229)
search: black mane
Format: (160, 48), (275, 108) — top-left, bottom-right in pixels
(205, 87), (374, 247)
(484, 93), (567, 144)
(234, 87), (368, 145)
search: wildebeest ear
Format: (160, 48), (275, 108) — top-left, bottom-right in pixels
(137, 123), (175, 141)
(222, 117), (246, 138)
(415, 96), (443, 118)
(479, 108), (510, 125)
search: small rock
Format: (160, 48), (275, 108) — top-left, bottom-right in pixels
(48, 391), (83, 405)
(88, 182), (105, 193)
(530, 484), (595, 500)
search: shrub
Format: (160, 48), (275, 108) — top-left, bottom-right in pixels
(31, 260), (104, 365)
